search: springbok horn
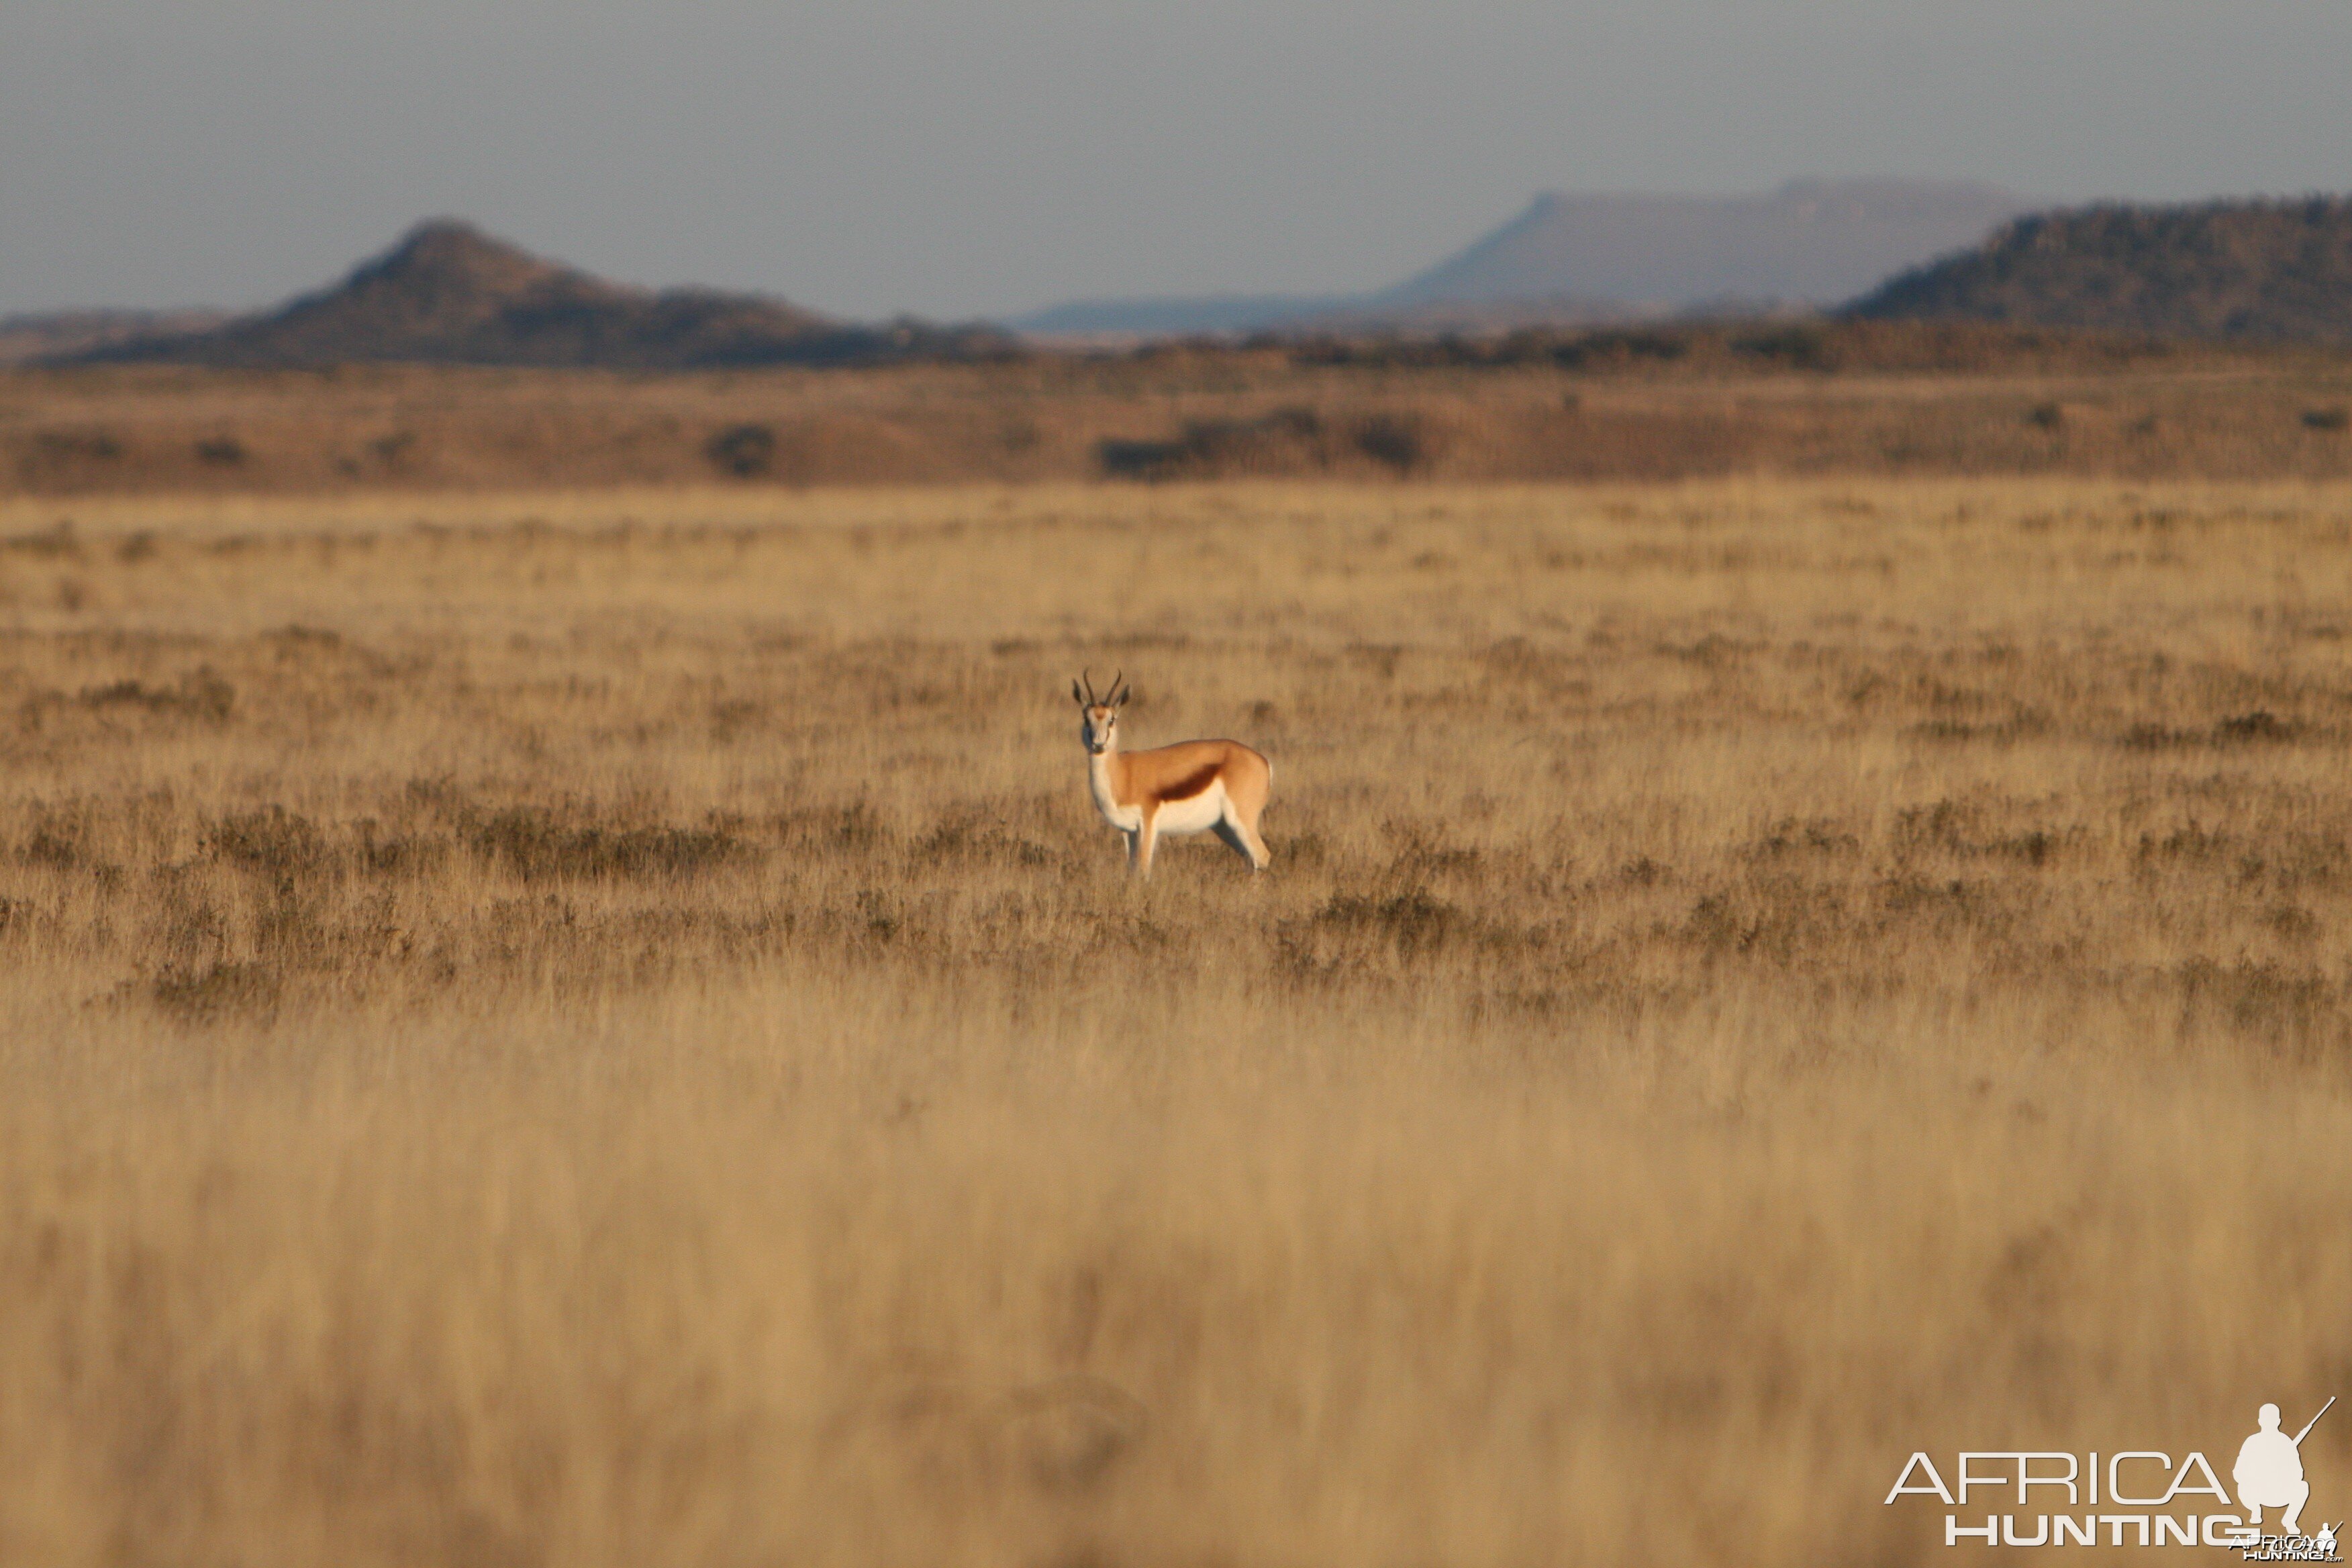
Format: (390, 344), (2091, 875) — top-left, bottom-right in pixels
(1110, 670), (1125, 705)
(1081, 668), (1097, 704)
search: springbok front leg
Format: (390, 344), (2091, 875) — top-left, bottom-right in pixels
(1133, 809), (1161, 878)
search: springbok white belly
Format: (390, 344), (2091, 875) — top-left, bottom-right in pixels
(1095, 778), (1229, 836)
(1152, 780), (1229, 836)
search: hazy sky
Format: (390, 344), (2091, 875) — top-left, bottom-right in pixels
(4, 0), (2348, 322)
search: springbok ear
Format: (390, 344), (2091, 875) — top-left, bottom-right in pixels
(1112, 683), (1130, 707)
(1071, 679), (1085, 705)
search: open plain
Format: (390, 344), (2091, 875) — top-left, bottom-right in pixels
(3, 473), (2351, 1565)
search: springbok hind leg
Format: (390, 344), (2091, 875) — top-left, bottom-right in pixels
(1218, 803), (1271, 871)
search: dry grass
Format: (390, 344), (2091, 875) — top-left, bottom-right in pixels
(3, 479), (2351, 1566)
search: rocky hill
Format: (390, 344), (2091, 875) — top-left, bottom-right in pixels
(76, 222), (1008, 369)
(1846, 197), (2352, 342)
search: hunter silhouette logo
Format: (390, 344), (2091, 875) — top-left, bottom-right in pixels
(2238, 1400), (2330, 1537)
(1885, 1396), (2339, 1555)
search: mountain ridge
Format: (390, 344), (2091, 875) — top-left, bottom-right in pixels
(74, 221), (1009, 370)
(37, 188), (2352, 363)
(1845, 195), (2352, 342)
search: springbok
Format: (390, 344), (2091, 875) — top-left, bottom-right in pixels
(1073, 671), (1271, 877)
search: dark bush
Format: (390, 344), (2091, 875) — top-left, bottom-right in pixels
(1099, 407), (1326, 481)
(469, 807), (748, 881)
(19, 824), (83, 869)
(32, 430), (124, 462)
(2120, 722), (2195, 750)
(205, 807), (328, 876)
(1314, 889), (1460, 957)
(150, 961), (281, 1022)
(706, 424), (779, 478)
(1549, 330), (1689, 370)
(1732, 325), (1833, 369)
(2215, 711), (2300, 744)
(1353, 413), (1439, 474)
(1096, 437), (1185, 479)
(78, 668), (236, 724)
(4, 522), (81, 559)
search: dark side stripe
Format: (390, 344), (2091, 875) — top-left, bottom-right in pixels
(1161, 761), (1224, 801)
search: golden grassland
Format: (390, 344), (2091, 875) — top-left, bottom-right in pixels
(3, 478), (2351, 1566)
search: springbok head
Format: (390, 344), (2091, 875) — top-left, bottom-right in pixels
(1071, 669), (1130, 754)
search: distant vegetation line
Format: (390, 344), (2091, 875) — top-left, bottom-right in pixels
(5, 321), (2351, 497)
